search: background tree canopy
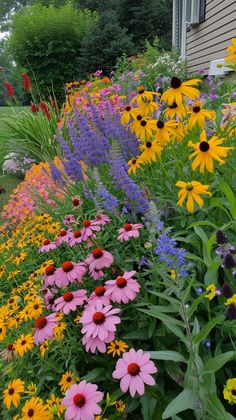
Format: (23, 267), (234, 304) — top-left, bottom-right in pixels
(2, 0), (172, 103)
(8, 3), (97, 101)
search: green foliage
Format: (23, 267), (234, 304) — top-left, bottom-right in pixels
(79, 10), (134, 76)
(9, 3), (97, 101)
(117, 0), (172, 51)
(0, 106), (59, 162)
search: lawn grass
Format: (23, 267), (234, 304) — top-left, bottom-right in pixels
(0, 107), (25, 212)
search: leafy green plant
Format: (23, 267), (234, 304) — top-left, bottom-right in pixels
(0, 106), (59, 162)
(9, 3), (97, 101)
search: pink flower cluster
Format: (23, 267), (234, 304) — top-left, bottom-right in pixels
(37, 214), (110, 255)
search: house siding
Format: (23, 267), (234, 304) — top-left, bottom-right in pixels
(186, 0), (236, 73)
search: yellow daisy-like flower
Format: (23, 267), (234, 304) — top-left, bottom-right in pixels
(0, 322), (7, 341)
(27, 298), (43, 320)
(188, 101), (216, 129)
(25, 383), (37, 396)
(127, 157), (144, 175)
(176, 181), (211, 213)
(14, 334), (34, 357)
(116, 399), (126, 413)
(40, 340), (49, 358)
(21, 396), (52, 419)
(3, 379), (25, 409)
(59, 371), (75, 392)
(14, 251), (27, 266)
(138, 99), (159, 116)
(73, 315), (81, 324)
(130, 85), (159, 107)
(46, 394), (65, 416)
(225, 294), (236, 306)
(139, 139), (162, 163)
(188, 130), (233, 173)
(151, 119), (180, 146)
(225, 38), (236, 65)
(121, 105), (139, 125)
(0, 265), (5, 278)
(224, 378), (236, 405)
(7, 269), (21, 280)
(130, 114), (154, 141)
(161, 77), (201, 105)
(205, 284), (216, 301)
(53, 321), (67, 341)
(164, 101), (188, 119)
(107, 339), (128, 357)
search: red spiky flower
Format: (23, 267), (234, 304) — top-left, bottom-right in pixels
(4, 81), (14, 97)
(22, 73), (31, 92)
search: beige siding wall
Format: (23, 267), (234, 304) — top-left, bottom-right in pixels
(186, 0), (236, 73)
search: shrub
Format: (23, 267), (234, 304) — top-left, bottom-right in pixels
(79, 10), (134, 76)
(9, 3), (97, 101)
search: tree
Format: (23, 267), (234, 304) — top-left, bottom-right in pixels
(117, 0), (172, 51)
(79, 10), (134, 77)
(9, 3), (97, 101)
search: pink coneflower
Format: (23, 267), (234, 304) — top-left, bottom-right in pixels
(64, 214), (76, 226)
(54, 290), (87, 314)
(90, 268), (104, 280)
(69, 230), (84, 247)
(80, 300), (120, 342)
(61, 381), (103, 420)
(54, 261), (87, 288)
(87, 285), (110, 307)
(43, 265), (57, 287)
(85, 248), (113, 271)
(95, 214), (110, 225)
(38, 239), (57, 254)
(81, 220), (101, 240)
(112, 348), (157, 397)
(82, 331), (115, 353)
(105, 271), (140, 304)
(34, 313), (58, 344)
(56, 229), (73, 246)
(118, 223), (143, 241)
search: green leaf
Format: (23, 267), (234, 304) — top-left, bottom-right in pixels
(81, 368), (105, 382)
(203, 351), (236, 374)
(192, 316), (224, 345)
(204, 393), (230, 420)
(220, 181), (236, 218)
(149, 351), (186, 363)
(187, 293), (206, 319)
(139, 309), (184, 327)
(193, 226), (212, 266)
(188, 220), (218, 230)
(148, 290), (180, 306)
(162, 390), (195, 419)
(141, 394), (157, 420)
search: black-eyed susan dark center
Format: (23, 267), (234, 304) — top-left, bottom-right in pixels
(136, 115), (142, 121)
(171, 77), (182, 89)
(193, 106), (201, 113)
(156, 120), (164, 129)
(146, 141), (152, 148)
(169, 102), (178, 109)
(199, 141), (210, 152)
(141, 120), (147, 126)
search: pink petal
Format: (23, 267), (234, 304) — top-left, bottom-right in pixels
(120, 374), (131, 393)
